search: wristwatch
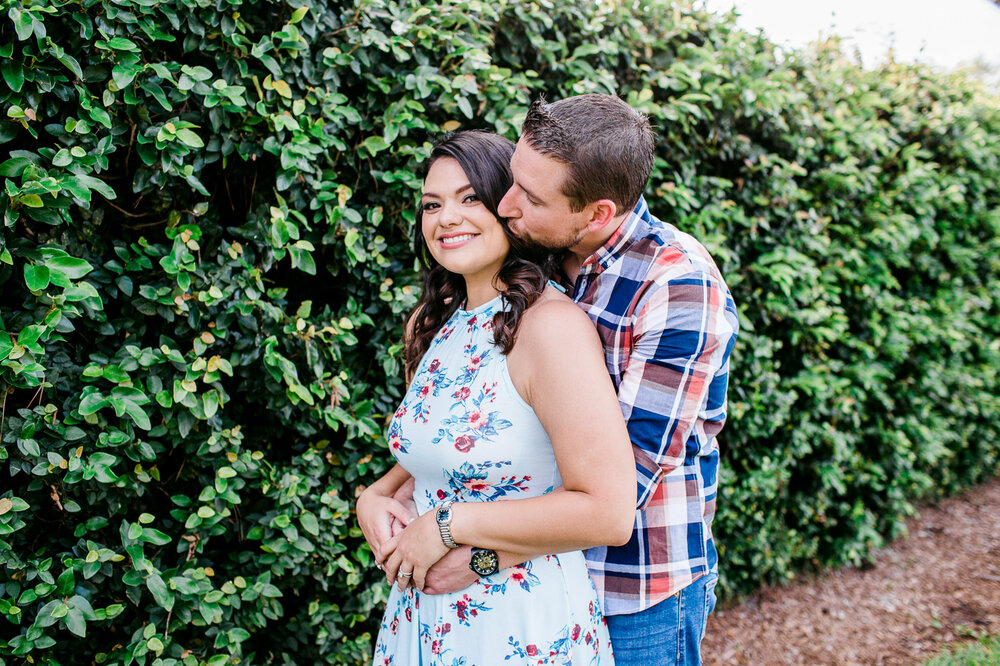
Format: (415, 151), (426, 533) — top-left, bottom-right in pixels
(435, 500), (460, 549)
(469, 547), (500, 576)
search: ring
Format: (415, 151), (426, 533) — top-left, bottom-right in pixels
(398, 570), (413, 577)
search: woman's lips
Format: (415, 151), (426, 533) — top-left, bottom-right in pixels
(438, 233), (479, 248)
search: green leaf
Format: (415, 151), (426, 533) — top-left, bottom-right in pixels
(63, 281), (101, 302)
(78, 393), (108, 415)
(290, 6), (309, 22)
(289, 246), (316, 275)
(121, 400), (152, 430)
(0, 332), (12, 359)
(57, 568), (76, 595)
(20, 194), (44, 208)
(45, 255), (94, 279)
(203, 391), (219, 418)
(175, 128), (204, 148)
(146, 574), (174, 611)
(52, 149), (73, 167)
(362, 135), (389, 156)
(272, 79), (292, 99)
(1, 61), (24, 93)
(300, 512), (320, 536)
(140, 528), (170, 546)
(9, 6), (34, 41)
(75, 174), (116, 200)
(24, 264), (50, 291)
(108, 37), (139, 51)
(112, 62), (140, 88)
(57, 52), (83, 79)
(89, 106), (112, 128)
(65, 607), (86, 637)
(0, 157), (32, 177)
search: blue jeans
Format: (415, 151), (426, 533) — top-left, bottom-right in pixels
(604, 574), (718, 666)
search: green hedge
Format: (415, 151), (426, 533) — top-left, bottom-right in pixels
(1, 0), (998, 663)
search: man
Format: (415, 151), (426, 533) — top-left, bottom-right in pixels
(493, 94), (738, 664)
(371, 94), (738, 664)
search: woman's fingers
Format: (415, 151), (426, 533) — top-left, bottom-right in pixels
(411, 563), (429, 591)
(396, 564), (414, 591)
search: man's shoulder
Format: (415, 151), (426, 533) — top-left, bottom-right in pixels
(612, 207), (724, 287)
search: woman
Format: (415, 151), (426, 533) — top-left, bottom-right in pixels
(358, 131), (634, 664)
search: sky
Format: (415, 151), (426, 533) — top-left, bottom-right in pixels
(701, 0), (1000, 76)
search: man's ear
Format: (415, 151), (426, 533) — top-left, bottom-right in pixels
(585, 199), (619, 233)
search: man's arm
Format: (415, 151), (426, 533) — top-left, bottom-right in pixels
(423, 547), (535, 594)
(621, 270), (738, 509)
(421, 486), (570, 594)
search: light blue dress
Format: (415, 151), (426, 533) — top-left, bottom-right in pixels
(373, 295), (614, 665)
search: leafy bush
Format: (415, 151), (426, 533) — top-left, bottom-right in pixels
(1, 0), (998, 663)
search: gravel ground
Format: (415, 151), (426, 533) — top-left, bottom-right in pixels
(703, 475), (1000, 665)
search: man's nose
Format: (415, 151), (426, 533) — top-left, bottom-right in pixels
(497, 188), (517, 218)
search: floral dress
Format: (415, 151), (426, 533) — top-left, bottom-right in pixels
(374, 295), (614, 665)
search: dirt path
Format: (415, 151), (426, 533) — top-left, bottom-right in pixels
(703, 475), (1000, 665)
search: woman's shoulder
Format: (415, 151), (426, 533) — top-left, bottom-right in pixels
(517, 286), (598, 347)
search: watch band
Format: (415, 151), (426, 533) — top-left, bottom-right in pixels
(436, 500), (459, 549)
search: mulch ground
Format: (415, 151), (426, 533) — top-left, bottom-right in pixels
(703, 475), (1000, 665)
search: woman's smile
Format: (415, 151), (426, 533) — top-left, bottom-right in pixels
(438, 232), (480, 248)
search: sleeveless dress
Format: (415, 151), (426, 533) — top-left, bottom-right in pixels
(373, 295), (614, 666)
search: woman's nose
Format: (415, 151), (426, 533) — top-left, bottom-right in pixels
(440, 200), (462, 226)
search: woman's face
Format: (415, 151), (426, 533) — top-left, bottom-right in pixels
(420, 157), (510, 286)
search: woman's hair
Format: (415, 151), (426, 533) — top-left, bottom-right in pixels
(405, 130), (559, 379)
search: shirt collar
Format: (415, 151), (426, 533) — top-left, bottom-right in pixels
(579, 196), (651, 275)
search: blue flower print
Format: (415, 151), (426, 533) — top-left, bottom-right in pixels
(433, 381), (511, 453)
(455, 343), (492, 386)
(387, 418), (411, 456)
(408, 357), (453, 423)
(479, 561), (541, 596)
(442, 461), (532, 502)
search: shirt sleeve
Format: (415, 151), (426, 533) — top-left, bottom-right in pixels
(618, 270), (737, 510)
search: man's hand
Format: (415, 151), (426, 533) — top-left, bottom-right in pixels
(388, 477), (418, 539)
(357, 488), (416, 564)
(422, 545), (478, 595)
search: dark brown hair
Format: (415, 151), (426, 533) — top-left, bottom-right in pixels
(405, 131), (559, 379)
(520, 94), (654, 214)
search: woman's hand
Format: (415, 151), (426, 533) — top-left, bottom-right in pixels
(357, 487), (416, 565)
(381, 508), (452, 592)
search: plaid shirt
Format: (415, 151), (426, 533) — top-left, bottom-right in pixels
(567, 197), (739, 616)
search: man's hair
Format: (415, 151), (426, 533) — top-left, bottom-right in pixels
(520, 94), (654, 214)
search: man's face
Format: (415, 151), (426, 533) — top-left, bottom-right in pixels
(497, 139), (592, 251)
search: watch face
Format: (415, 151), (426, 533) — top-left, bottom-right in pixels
(470, 548), (499, 576)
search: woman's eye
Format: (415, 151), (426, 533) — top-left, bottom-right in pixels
(421, 201), (439, 211)
(463, 194), (480, 204)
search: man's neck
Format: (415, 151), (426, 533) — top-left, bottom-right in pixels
(562, 214), (630, 283)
